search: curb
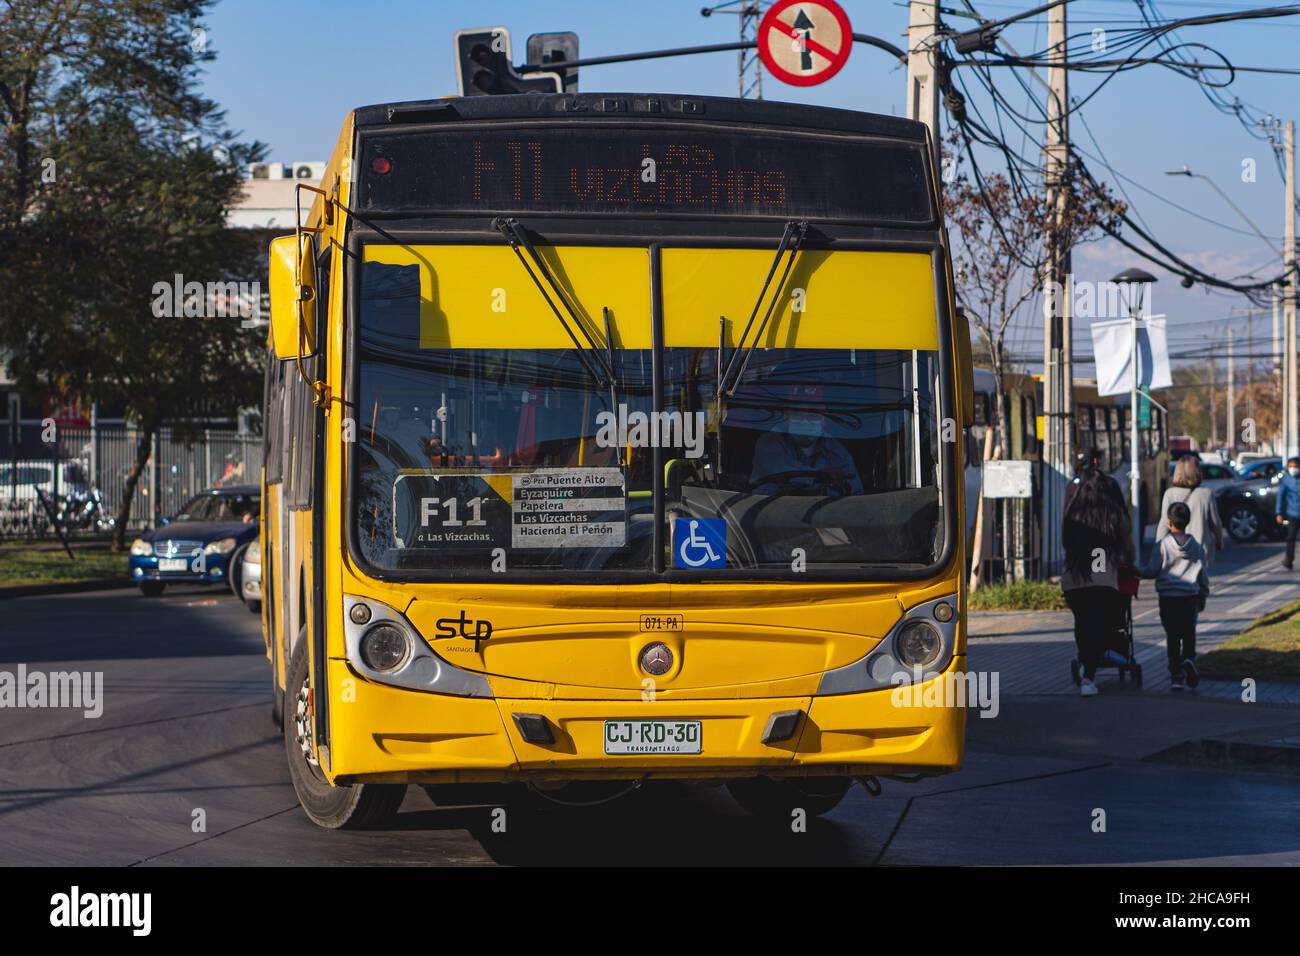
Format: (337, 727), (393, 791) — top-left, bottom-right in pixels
(0, 579), (133, 601)
(1146, 737), (1300, 777)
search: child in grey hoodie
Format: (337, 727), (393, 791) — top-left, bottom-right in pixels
(1140, 500), (1210, 690)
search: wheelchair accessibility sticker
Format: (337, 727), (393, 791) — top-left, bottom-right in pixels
(673, 517), (726, 569)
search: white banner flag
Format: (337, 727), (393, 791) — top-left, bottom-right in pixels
(1090, 317), (1171, 398)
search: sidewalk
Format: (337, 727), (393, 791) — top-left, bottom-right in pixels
(968, 541), (1300, 705)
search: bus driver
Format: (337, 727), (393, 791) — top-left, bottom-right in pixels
(749, 382), (864, 497)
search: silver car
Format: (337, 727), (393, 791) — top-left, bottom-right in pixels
(230, 538), (262, 614)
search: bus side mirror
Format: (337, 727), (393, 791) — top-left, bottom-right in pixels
(954, 308), (975, 427)
(268, 234), (317, 360)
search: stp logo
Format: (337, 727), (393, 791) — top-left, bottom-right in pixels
(434, 610), (493, 651)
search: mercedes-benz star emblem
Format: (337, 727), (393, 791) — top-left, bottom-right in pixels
(639, 642), (674, 676)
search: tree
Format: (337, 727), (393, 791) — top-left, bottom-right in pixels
(0, 0), (230, 238)
(942, 131), (1125, 585)
(0, 1), (264, 548)
(1168, 364), (1282, 452)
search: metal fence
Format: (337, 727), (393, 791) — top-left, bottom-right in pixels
(0, 421), (261, 538)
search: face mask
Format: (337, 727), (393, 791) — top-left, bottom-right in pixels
(788, 415), (822, 438)
(1289, 467), (1299, 477)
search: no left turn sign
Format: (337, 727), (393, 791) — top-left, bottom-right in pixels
(758, 0), (853, 87)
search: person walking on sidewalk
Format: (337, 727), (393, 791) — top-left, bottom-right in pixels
(1156, 456), (1224, 569)
(1062, 469), (1133, 698)
(1140, 500), (1209, 691)
(1276, 457), (1300, 570)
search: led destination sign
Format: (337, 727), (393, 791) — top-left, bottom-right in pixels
(360, 127), (932, 222)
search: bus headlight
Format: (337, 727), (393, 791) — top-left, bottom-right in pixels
(130, 539), (153, 557)
(816, 595), (958, 696)
(341, 595), (492, 698)
(203, 537), (237, 555)
(360, 623), (410, 672)
(896, 620), (942, 667)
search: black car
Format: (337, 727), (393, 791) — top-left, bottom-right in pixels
(1236, 458), (1283, 482)
(1217, 473), (1286, 543)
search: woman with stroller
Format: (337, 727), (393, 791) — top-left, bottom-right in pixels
(1062, 467), (1134, 697)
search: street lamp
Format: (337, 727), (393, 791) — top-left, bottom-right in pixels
(1163, 165), (1280, 255)
(1112, 267), (1157, 557)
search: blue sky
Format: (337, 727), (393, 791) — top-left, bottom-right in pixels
(198, 0), (1299, 377)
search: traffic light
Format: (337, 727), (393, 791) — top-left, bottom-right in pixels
(526, 32), (579, 94)
(454, 27), (563, 96)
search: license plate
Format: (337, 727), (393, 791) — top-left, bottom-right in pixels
(603, 720), (701, 755)
(158, 558), (188, 572)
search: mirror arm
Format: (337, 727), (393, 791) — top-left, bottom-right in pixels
(294, 183), (333, 407)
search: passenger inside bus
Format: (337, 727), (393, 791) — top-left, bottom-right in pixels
(747, 381), (864, 497)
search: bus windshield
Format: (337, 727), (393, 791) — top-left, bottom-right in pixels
(351, 246), (944, 578)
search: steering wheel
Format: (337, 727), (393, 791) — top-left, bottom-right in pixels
(753, 469), (853, 497)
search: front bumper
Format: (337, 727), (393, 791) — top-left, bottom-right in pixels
(240, 562), (262, 601)
(129, 552), (231, 584)
(326, 655), (968, 785)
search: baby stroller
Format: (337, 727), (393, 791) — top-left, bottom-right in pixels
(1070, 565), (1143, 687)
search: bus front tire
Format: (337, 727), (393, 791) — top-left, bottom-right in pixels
(284, 632), (405, 829)
(727, 775), (851, 820)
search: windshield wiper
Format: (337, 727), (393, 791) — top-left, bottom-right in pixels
(493, 217), (614, 389)
(717, 219), (808, 398)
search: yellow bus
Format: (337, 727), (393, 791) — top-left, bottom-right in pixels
(262, 92), (975, 828)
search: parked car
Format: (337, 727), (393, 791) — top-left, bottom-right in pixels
(229, 537), (262, 614)
(1217, 474), (1287, 543)
(128, 485), (260, 596)
(1171, 459), (1237, 493)
(1236, 450), (1278, 469)
(0, 459), (90, 501)
(1235, 457), (1282, 482)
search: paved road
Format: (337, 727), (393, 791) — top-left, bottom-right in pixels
(1, 541), (1297, 866)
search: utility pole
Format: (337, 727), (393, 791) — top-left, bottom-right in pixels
(1227, 328), (1235, 459)
(1274, 286), (1283, 379)
(700, 2), (768, 99)
(1286, 120), (1297, 459)
(1041, 0), (1072, 576)
(906, 1), (941, 169)
(1275, 286), (1284, 453)
(1230, 307), (1268, 440)
(1247, 310), (1254, 425)
(739, 3), (765, 99)
(1209, 353), (1218, 449)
